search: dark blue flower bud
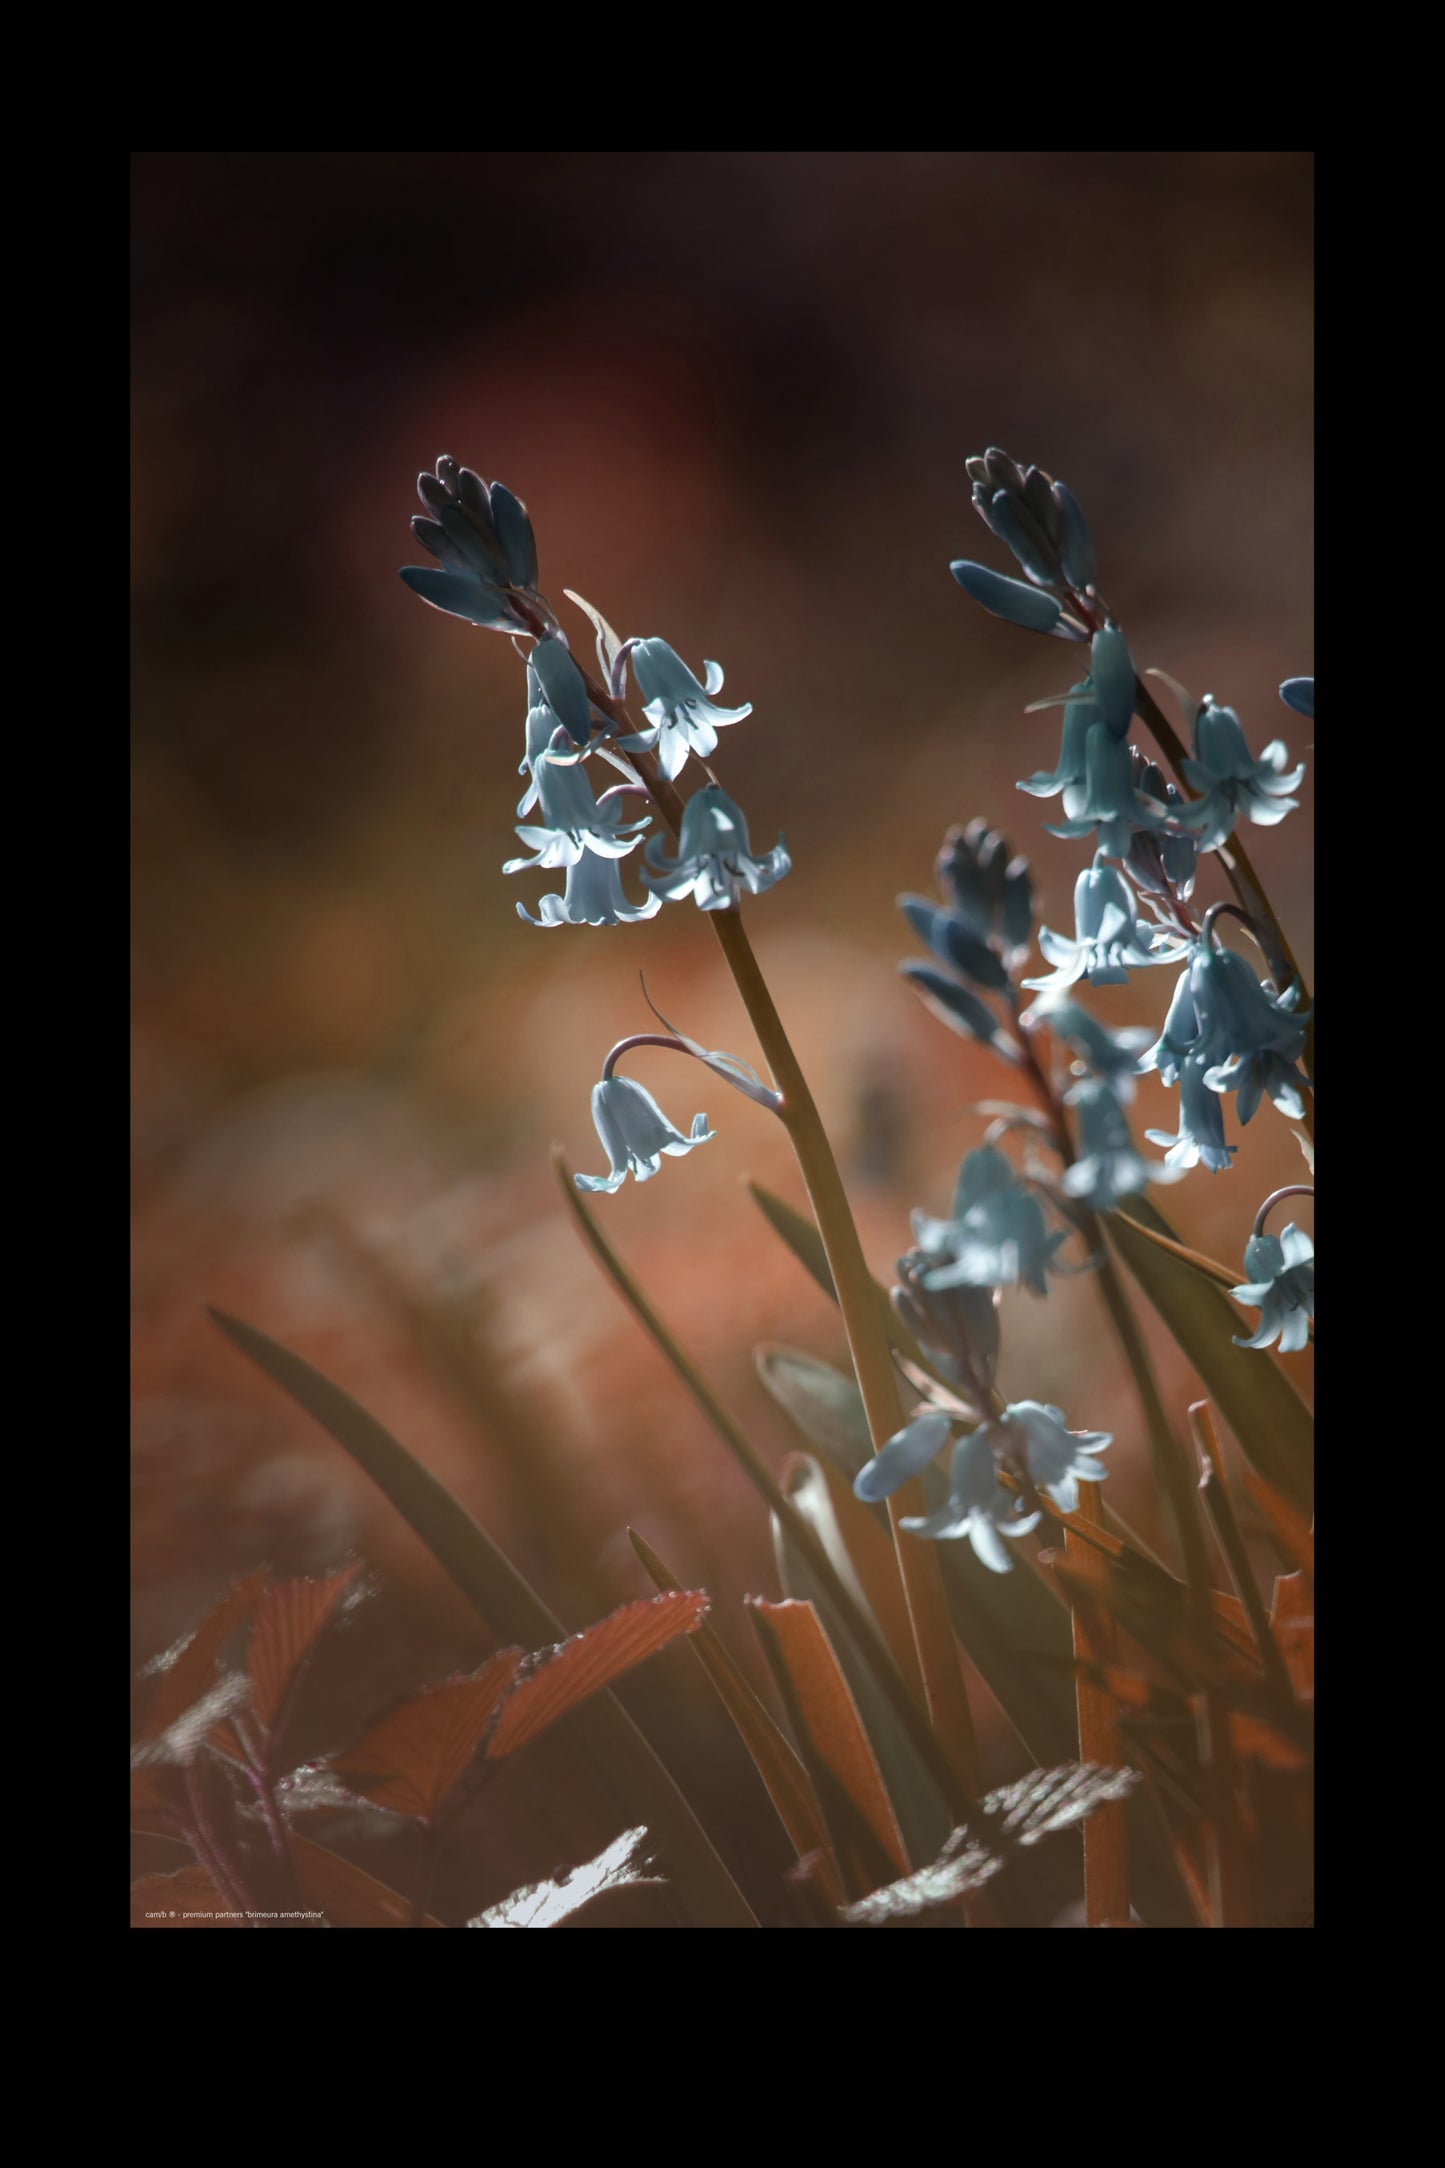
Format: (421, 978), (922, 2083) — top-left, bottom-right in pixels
(529, 638), (594, 748)
(950, 561), (1063, 633)
(1052, 482), (1097, 590)
(1279, 677), (1314, 720)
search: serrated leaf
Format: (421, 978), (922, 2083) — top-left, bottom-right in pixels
(469, 1827), (662, 1927)
(248, 1564), (362, 1739)
(291, 1832), (444, 1927)
(206, 1309), (757, 1929)
(138, 1567), (269, 1744)
(131, 1864), (244, 1927)
(748, 1598), (910, 1891)
(1106, 1196), (1313, 1515)
(629, 1529), (843, 1904)
(487, 1593), (709, 1761)
(332, 1650), (523, 1817)
(841, 1763), (1142, 1926)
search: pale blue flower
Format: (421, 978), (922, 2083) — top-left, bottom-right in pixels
(853, 1411), (953, 1504)
(1021, 994), (1151, 1100)
(575, 1076), (714, 1194)
(899, 1428), (1041, 1574)
(1154, 942), (1311, 1125)
(1061, 1077), (1180, 1207)
(1124, 755), (1197, 899)
(1180, 699), (1303, 852)
(1040, 726), (1171, 859)
(643, 785), (789, 911)
(1145, 1054), (1236, 1173)
(992, 1400), (1111, 1517)
(1232, 1225), (1314, 1353)
(615, 639), (751, 782)
(912, 1145), (1066, 1297)
(400, 458), (537, 631)
(504, 747), (650, 873)
(1023, 857), (1180, 993)
(517, 851), (662, 928)
(892, 1251), (1000, 1399)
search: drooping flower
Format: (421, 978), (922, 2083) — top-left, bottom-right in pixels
(853, 1411), (953, 1504)
(614, 639), (751, 782)
(1231, 1225), (1314, 1353)
(1185, 942), (1311, 1124)
(517, 850), (662, 928)
(1021, 993), (1152, 1100)
(504, 747), (650, 873)
(1144, 1054), (1236, 1173)
(1123, 754), (1197, 900)
(892, 1251), (1001, 1400)
(1023, 856), (1180, 993)
(912, 1145), (1066, 1296)
(1179, 699), (1304, 852)
(574, 1076), (714, 1194)
(1040, 725), (1171, 859)
(1279, 678), (1314, 721)
(898, 1428), (1041, 1574)
(990, 1400), (1111, 1517)
(400, 458), (539, 631)
(642, 785), (789, 911)
(1060, 1077), (1181, 1208)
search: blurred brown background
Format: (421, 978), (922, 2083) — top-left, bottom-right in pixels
(131, 151), (1313, 1922)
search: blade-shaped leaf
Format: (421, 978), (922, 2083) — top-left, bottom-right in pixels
(1106, 1196), (1313, 1514)
(748, 1598), (910, 1891)
(332, 1651), (523, 1817)
(468, 1827), (663, 1927)
(291, 1831), (445, 1928)
(248, 1564), (362, 1739)
(206, 1309), (757, 1930)
(1243, 1469), (1315, 1585)
(138, 1567), (269, 1743)
(488, 1593), (710, 1760)
(746, 1182), (926, 1368)
(629, 1529), (844, 1905)
(756, 1342), (876, 1482)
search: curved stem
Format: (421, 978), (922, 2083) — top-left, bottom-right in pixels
(1254, 1185), (1314, 1240)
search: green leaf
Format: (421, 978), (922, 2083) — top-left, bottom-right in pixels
(206, 1308), (757, 1930)
(1105, 1198), (1313, 1516)
(755, 1342), (876, 1482)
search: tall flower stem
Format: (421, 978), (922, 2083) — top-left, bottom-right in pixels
(565, 646), (982, 1800)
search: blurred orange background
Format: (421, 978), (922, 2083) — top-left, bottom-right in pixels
(131, 151), (1313, 1922)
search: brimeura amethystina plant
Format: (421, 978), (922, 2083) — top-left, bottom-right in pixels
(142, 450), (1312, 1930)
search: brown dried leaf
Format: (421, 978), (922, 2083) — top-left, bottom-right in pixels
(139, 1567), (269, 1743)
(291, 1832), (445, 1927)
(131, 1863), (244, 1927)
(249, 1564), (363, 1737)
(332, 1650), (523, 1817)
(1270, 1571), (1314, 1702)
(487, 1592), (709, 1761)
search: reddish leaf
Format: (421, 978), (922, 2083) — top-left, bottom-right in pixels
(487, 1592), (709, 1761)
(248, 1564), (362, 1737)
(748, 1597), (909, 1883)
(1270, 1572), (1314, 1702)
(131, 1863), (245, 1927)
(140, 1568), (269, 1742)
(1241, 1470), (1315, 1586)
(292, 1832), (444, 1927)
(331, 1650), (523, 1818)
(1228, 1712), (1309, 1771)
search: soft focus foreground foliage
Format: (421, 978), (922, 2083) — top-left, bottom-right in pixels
(133, 451), (1312, 1928)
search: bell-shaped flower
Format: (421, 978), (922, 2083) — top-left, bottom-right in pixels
(642, 785), (789, 912)
(1060, 1077), (1182, 1208)
(1040, 724), (1171, 859)
(935, 820), (1034, 962)
(1140, 961), (1200, 1087)
(991, 1400), (1111, 1517)
(1180, 699), (1303, 852)
(516, 649), (597, 813)
(1022, 993), (1151, 1100)
(899, 1428), (1041, 1574)
(574, 1076), (714, 1194)
(1279, 678), (1314, 721)
(1019, 682), (1095, 800)
(1024, 856), (1180, 993)
(1124, 754), (1197, 899)
(1231, 1225), (1314, 1353)
(853, 1411), (953, 1504)
(912, 1144), (1066, 1296)
(517, 850), (662, 929)
(614, 639), (751, 782)
(504, 747), (650, 873)
(400, 458), (538, 631)
(893, 1251), (1001, 1402)
(1190, 946), (1311, 1124)
(1145, 1054), (1236, 1173)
